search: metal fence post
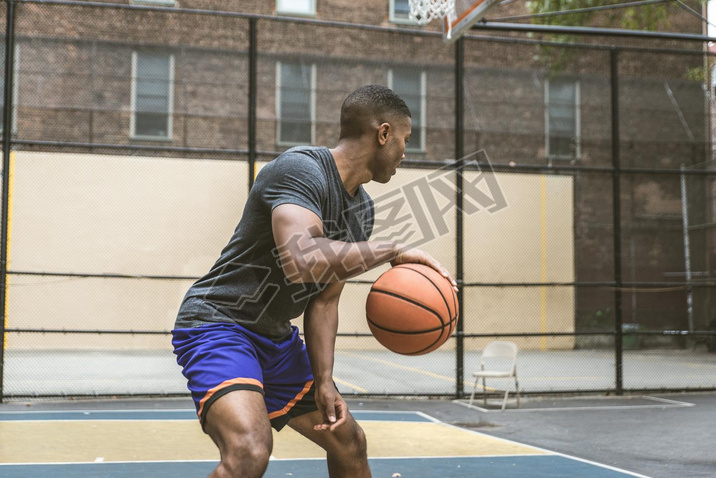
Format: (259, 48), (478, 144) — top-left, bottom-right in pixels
(455, 37), (465, 398)
(610, 47), (624, 395)
(248, 17), (257, 190)
(0, 0), (18, 403)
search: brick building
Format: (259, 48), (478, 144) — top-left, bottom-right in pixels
(4, 0), (714, 341)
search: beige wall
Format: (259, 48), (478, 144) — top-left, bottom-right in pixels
(6, 153), (573, 350)
(463, 173), (575, 349)
(8, 151), (249, 349)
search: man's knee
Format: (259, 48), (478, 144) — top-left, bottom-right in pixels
(202, 390), (273, 476)
(227, 431), (273, 462)
(353, 424), (369, 458)
(219, 431), (273, 476)
(335, 422), (368, 460)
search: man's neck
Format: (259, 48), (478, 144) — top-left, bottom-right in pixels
(329, 141), (373, 197)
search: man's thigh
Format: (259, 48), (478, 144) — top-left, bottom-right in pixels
(203, 389), (273, 452)
(172, 323), (265, 428)
(172, 322), (317, 431)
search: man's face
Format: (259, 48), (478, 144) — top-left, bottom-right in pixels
(375, 116), (411, 184)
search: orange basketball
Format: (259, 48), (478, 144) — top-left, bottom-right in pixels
(366, 263), (459, 355)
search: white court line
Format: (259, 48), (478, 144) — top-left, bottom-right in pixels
(0, 409), (438, 416)
(0, 409), (194, 415)
(268, 454), (546, 461)
(414, 410), (444, 423)
(551, 453), (652, 478)
(0, 419), (199, 423)
(452, 395), (694, 413)
(643, 396), (695, 406)
(0, 408), (654, 476)
(0, 408), (420, 416)
(0, 409), (430, 424)
(420, 411), (652, 478)
(354, 410), (427, 414)
(0, 459), (223, 466)
(0, 454), (562, 466)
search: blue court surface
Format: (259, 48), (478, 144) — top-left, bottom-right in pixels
(0, 456), (648, 478)
(0, 408), (649, 477)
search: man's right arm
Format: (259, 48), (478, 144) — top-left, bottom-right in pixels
(272, 203), (456, 288)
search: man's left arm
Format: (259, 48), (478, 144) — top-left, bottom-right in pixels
(303, 280), (347, 432)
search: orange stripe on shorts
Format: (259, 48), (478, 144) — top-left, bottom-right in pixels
(197, 377), (264, 419)
(267, 379), (314, 420)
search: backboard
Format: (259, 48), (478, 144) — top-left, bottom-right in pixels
(444, 0), (501, 43)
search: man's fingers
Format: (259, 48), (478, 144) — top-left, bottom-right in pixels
(329, 415), (347, 431)
(325, 400), (337, 424)
(313, 396), (337, 431)
(426, 258), (458, 292)
(313, 392), (349, 432)
(392, 247), (460, 295)
(313, 410), (332, 431)
(313, 392), (330, 431)
(329, 401), (347, 431)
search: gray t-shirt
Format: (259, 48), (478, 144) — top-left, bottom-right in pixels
(175, 146), (375, 340)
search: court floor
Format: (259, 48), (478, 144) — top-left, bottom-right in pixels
(0, 406), (650, 477)
(5, 348), (716, 397)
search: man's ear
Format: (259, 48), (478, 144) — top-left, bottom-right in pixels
(377, 122), (390, 146)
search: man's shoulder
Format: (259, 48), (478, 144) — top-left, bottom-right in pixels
(273, 146), (327, 171)
(258, 146), (328, 186)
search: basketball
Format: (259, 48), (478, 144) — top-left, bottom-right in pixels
(366, 264), (459, 355)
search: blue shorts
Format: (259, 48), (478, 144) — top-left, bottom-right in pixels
(171, 322), (317, 431)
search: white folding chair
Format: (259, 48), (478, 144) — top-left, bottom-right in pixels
(468, 341), (520, 410)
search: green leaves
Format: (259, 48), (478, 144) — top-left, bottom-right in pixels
(527, 0), (671, 31)
(526, 0), (674, 72)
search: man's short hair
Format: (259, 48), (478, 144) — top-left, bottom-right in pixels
(339, 85), (411, 139)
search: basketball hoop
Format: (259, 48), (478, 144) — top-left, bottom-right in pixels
(408, 0), (456, 27)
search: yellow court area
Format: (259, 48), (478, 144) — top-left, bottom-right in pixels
(0, 408), (649, 478)
(0, 410), (544, 464)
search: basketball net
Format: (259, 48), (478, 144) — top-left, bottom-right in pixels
(408, 0), (456, 38)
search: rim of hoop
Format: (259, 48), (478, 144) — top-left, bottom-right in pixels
(408, 0), (456, 23)
(408, 0), (457, 37)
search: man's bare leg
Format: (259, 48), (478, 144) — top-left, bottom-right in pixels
(204, 390), (273, 478)
(288, 410), (371, 478)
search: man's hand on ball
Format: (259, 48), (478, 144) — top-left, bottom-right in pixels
(391, 245), (458, 292)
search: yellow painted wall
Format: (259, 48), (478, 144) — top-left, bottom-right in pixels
(463, 173), (575, 349)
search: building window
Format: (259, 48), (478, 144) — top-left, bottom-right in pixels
(276, 61), (315, 146)
(276, 0), (316, 16)
(131, 51), (174, 140)
(545, 78), (580, 160)
(388, 68), (426, 152)
(390, 0), (413, 23)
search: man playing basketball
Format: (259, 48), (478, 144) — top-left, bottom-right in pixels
(172, 84), (456, 478)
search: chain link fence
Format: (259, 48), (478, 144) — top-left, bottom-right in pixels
(1, 0), (715, 400)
